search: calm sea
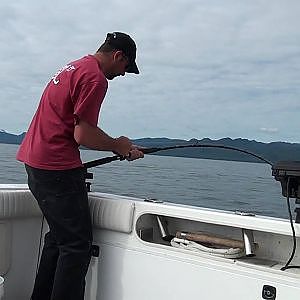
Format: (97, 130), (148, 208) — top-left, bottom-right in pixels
(0, 143), (292, 219)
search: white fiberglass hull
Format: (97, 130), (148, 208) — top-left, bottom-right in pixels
(0, 184), (299, 299)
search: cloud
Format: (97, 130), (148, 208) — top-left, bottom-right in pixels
(260, 127), (279, 133)
(1, 0), (300, 143)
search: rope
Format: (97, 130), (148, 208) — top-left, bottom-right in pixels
(170, 237), (245, 259)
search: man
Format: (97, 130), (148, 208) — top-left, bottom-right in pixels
(17, 32), (144, 300)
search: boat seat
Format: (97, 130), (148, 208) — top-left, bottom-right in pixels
(0, 189), (135, 275)
(0, 189), (40, 276)
(0, 189), (41, 219)
(88, 194), (135, 234)
(0, 190), (135, 233)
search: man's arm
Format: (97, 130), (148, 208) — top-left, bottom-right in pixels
(74, 120), (132, 157)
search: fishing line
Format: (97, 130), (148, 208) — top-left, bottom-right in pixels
(36, 215), (45, 276)
(281, 177), (300, 271)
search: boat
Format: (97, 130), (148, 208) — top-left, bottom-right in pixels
(0, 159), (300, 299)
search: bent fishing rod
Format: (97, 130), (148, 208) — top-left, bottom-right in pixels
(83, 144), (273, 169)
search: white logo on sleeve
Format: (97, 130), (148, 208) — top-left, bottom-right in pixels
(51, 64), (76, 85)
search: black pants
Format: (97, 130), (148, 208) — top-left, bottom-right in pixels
(25, 165), (93, 300)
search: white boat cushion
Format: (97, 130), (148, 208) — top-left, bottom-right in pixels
(0, 190), (135, 233)
(0, 190), (41, 219)
(89, 195), (135, 233)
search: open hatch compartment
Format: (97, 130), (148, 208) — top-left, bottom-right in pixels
(136, 212), (300, 271)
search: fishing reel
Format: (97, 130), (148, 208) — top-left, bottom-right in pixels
(272, 161), (300, 223)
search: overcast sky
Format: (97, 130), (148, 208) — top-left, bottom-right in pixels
(1, 0), (300, 143)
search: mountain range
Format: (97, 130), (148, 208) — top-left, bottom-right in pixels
(0, 130), (25, 145)
(1, 130), (299, 164)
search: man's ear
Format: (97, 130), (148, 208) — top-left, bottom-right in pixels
(113, 50), (123, 62)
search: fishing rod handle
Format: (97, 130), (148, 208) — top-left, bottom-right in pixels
(140, 147), (161, 154)
(83, 155), (120, 169)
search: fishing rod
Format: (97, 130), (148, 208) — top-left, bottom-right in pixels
(83, 143), (273, 169)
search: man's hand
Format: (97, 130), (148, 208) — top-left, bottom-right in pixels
(114, 136), (132, 157)
(126, 145), (145, 161)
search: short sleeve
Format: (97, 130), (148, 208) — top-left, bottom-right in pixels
(73, 81), (107, 127)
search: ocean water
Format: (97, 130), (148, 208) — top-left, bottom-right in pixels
(0, 143), (292, 219)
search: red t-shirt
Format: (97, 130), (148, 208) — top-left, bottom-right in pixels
(17, 55), (108, 170)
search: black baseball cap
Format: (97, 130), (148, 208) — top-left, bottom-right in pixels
(105, 32), (139, 74)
